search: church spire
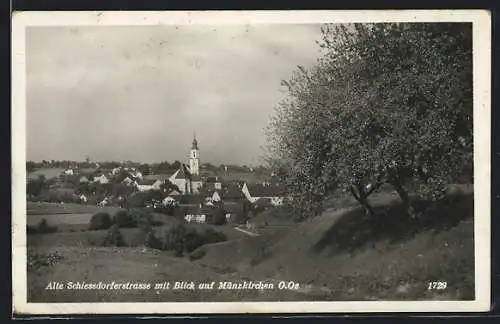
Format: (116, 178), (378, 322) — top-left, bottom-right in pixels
(192, 133), (198, 150)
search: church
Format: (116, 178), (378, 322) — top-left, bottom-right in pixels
(169, 136), (203, 195)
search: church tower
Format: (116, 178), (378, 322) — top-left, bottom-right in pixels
(189, 134), (200, 176)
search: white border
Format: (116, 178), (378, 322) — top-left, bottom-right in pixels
(11, 10), (491, 315)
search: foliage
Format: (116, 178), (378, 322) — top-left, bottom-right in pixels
(189, 248), (207, 261)
(27, 250), (64, 271)
(88, 212), (113, 230)
(26, 175), (46, 197)
(210, 207), (227, 225)
(266, 23), (473, 220)
(159, 224), (227, 256)
(144, 230), (163, 250)
(27, 218), (58, 234)
(100, 224), (127, 247)
(113, 210), (137, 228)
(163, 223), (187, 256)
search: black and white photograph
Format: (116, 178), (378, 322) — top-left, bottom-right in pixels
(12, 10), (491, 314)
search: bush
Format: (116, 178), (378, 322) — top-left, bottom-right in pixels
(184, 227), (227, 253)
(113, 210), (137, 228)
(210, 208), (227, 225)
(184, 227), (204, 253)
(163, 223), (186, 256)
(27, 250), (64, 270)
(144, 230), (163, 250)
(27, 218), (58, 234)
(202, 227), (227, 244)
(88, 212), (113, 230)
(250, 246), (272, 266)
(100, 224), (127, 247)
(189, 248), (206, 261)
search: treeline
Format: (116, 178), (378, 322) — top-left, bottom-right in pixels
(26, 160), (269, 175)
(266, 23), (473, 220)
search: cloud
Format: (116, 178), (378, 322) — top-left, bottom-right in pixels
(26, 24), (323, 165)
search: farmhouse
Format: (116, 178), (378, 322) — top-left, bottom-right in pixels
(184, 205), (213, 224)
(162, 196), (178, 206)
(121, 176), (135, 186)
(220, 185), (246, 202)
(242, 182), (285, 206)
(93, 174), (109, 184)
(79, 176), (89, 183)
(64, 168), (74, 176)
(135, 179), (163, 192)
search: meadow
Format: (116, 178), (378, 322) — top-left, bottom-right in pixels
(26, 186), (475, 302)
(27, 168), (66, 180)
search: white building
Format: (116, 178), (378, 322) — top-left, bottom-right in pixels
(169, 136), (203, 194)
(93, 174), (109, 184)
(242, 182), (285, 206)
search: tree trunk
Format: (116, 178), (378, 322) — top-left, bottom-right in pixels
(350, 185), (374, 217)
(391, 181), (416, 218)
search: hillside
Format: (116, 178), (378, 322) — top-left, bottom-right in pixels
(194, 190), (475, 301)
(27, 189), (474, 302)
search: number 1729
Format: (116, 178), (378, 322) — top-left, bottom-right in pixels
(428, 281), (447, 290)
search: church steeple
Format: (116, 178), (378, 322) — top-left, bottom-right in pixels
(189, 133), (200, 176)
(192, 133), (198, 150)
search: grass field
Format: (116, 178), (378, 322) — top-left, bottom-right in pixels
(27, 168), (65, 180)
(27, 202), (123, 216)
(26, 187), (475, 302)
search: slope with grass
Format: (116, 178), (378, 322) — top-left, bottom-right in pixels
(27, 189), (475, 302)
(194, 191), (475, 301)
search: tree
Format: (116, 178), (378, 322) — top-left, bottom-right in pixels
(138, 164), (151, 176)
(101, 224), (127, 247)
(163, 223), (186, 256)
(171, 160), (181, 170)
(210, 207), (227, 225)
(113, 210), (137, 228)
(89, 212), (113, 230)
(266, 23), (473, 220)
(26, 175), (46, 197)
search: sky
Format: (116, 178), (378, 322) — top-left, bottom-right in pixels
(26, 24), (323, 166)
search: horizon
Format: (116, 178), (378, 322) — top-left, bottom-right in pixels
(26, 24), (323, 165)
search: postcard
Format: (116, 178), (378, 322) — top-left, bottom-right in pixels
(11, 10), (491, 315)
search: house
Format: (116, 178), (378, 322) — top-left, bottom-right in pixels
(64, 168), (74, 176)
(97, 197), (110, 206)
(132, 170), (143, 180)
(220, 185), (246, 201)
(242, 182), (285, 206)
(162, 196), (178, 206)
(121, 176), (135, 186)
(168, 189), (182, 196)
(111, 167), (122, 175)
(93, 174), (109, 184)
(79, 176), (89, 183)
(211, 191), (222, 202)
(79, 194), (88, 203)
(135, 179), (163, 192)
(223, 202), (246, 223)
(184, 206), (215, 224)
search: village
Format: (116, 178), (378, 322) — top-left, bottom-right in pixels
(26, 136), (287, 227)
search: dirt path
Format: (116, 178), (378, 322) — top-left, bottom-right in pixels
(234, 227), (261, 236)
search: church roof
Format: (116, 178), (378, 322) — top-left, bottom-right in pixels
(174, 164), (192, 180)
(245, 183), (285, 197)
(137, 179), (158, 186)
